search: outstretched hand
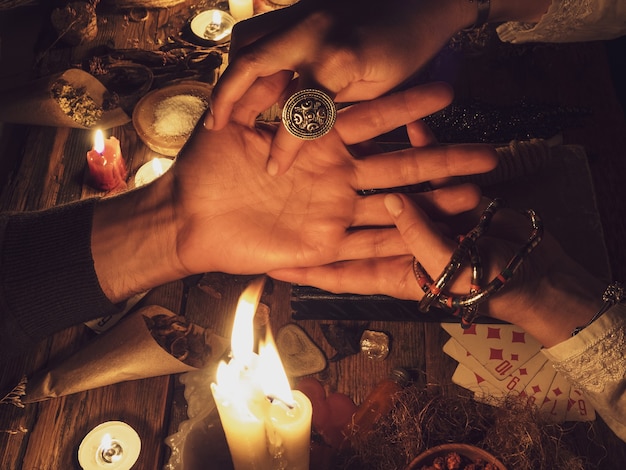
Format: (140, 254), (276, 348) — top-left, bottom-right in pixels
(172, 81), (497, 276)
(269, 194), (606, 346)
(208, 0), (469, 175)
(93, 81), (497, 303)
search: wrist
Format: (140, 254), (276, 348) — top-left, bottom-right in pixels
(91, 172), (186, 303)
(481, 0), (552, 24)
(514, 267), (606, 347)
(454, 0), (552, 30)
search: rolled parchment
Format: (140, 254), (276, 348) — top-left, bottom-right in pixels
(22, 305), (228, 403)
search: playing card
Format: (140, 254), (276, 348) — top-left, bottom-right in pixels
(442, 323), (543, 379)
(451, 363), (504, 403)
(538, 371), (571, 422)
(444, 337), (548, 395)
(565, 386), (596, 422)
(519, 361), (557, 408)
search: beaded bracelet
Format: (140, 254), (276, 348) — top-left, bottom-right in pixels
(418, 198), (501, 313)
(413, 198), (544, 328)
(571, 281), (625, 336)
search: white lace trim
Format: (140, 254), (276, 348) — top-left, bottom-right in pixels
(496, 0), (625, 43)
(551, 322), (626, 393)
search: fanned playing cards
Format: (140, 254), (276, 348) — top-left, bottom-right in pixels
(441, 323), (595, 422)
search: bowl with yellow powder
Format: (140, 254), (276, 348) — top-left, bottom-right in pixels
(133, 80), (212, 156)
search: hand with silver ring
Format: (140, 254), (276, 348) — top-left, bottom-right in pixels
(269, 195), (606, 349)
(282, 89), (337, 140)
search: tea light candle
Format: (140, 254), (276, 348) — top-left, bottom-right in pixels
(211, 277), (312, 470)
(87, 130), (127, 191)
(78, 421), (141, 470)
(229, 0), (254, 20)
(134, 157), (173, 187)
(189, 9), (235, 44)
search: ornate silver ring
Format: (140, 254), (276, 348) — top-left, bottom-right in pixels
(282, 89), (336, 140)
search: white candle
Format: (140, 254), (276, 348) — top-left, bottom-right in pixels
(228, 0), (254, 20)
(77, 421), (141, 470)
(190, 9), (235, 43)
(211, 277), (312, 470)
(134, 157), (173, 187)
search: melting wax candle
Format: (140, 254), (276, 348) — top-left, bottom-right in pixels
(86, 129), (127, 191)
(211, 277), (312, 470)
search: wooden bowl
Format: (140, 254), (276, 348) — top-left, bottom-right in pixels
(405, 443), (507, 470)
(132, 80), (212, 156)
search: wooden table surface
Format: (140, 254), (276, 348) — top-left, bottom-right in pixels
(2, 2), (626, 469)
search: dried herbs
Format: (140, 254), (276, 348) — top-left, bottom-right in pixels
(50, 78), (102, 127)
(144, 313), (212, 368)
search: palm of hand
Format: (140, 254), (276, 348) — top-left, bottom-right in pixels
(173, 121), (367, 275)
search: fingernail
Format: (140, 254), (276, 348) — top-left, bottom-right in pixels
(267, 158), (279, 176)
(203, 108), (214, 129)
(384, 194), (404, 217)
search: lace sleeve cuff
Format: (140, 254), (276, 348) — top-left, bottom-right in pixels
(542, 303), (626, 394)
(496, 0), (626, 44)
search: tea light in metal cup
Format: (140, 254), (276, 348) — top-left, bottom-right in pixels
(134, 157), (173, 187)
(78, 421), (141, 470)
(189, 9), (235, 44)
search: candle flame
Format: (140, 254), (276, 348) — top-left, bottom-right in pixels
(214, 276), (268, 415)
(94, 129), (105, 154)
(230, 277), (266, 367)
(211, 9), (222, 25)
(151, 158), (164, 176)
(258, 328), (294, 407)
(101, 433), (113, 449)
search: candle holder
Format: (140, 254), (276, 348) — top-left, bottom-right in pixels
(78, 421), (141, 470)
(187, 9), (235, 46)
(134, 157), (174, 187)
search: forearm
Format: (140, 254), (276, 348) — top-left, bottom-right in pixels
(91, 171), (186, 304)
(0, 200), (120, 355)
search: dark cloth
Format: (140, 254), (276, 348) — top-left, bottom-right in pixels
(0, 199), (119, 358)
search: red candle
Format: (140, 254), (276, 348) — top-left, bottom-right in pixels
(86, 130), (127, 191)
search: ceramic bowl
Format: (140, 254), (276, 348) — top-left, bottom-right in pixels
(405, 443), (507, 470)
(132, 80), (212, 156)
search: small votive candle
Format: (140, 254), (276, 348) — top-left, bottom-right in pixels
(78, 421), (141, 470)
(229, 0), (254, 20)
(190, 9), (235, 44)
(87, 130), (127, 191)
(134, 157), (173, 187)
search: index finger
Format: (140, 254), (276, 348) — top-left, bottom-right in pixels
(211, 4), (323, 129)
(335, 82), (453, 144)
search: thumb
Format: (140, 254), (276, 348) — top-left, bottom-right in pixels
(383, 194), (454, 270)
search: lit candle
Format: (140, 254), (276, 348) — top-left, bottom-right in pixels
(86, 129), (127, 191)
(211, 277), (312, 470)
(229, 0), (254, 20)
(189, 9), (235, 44)
(134, 157), (173, 187)
(77, 421), (141, 470)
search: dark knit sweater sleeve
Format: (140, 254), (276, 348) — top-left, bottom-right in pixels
(0, 199), (119, 358)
